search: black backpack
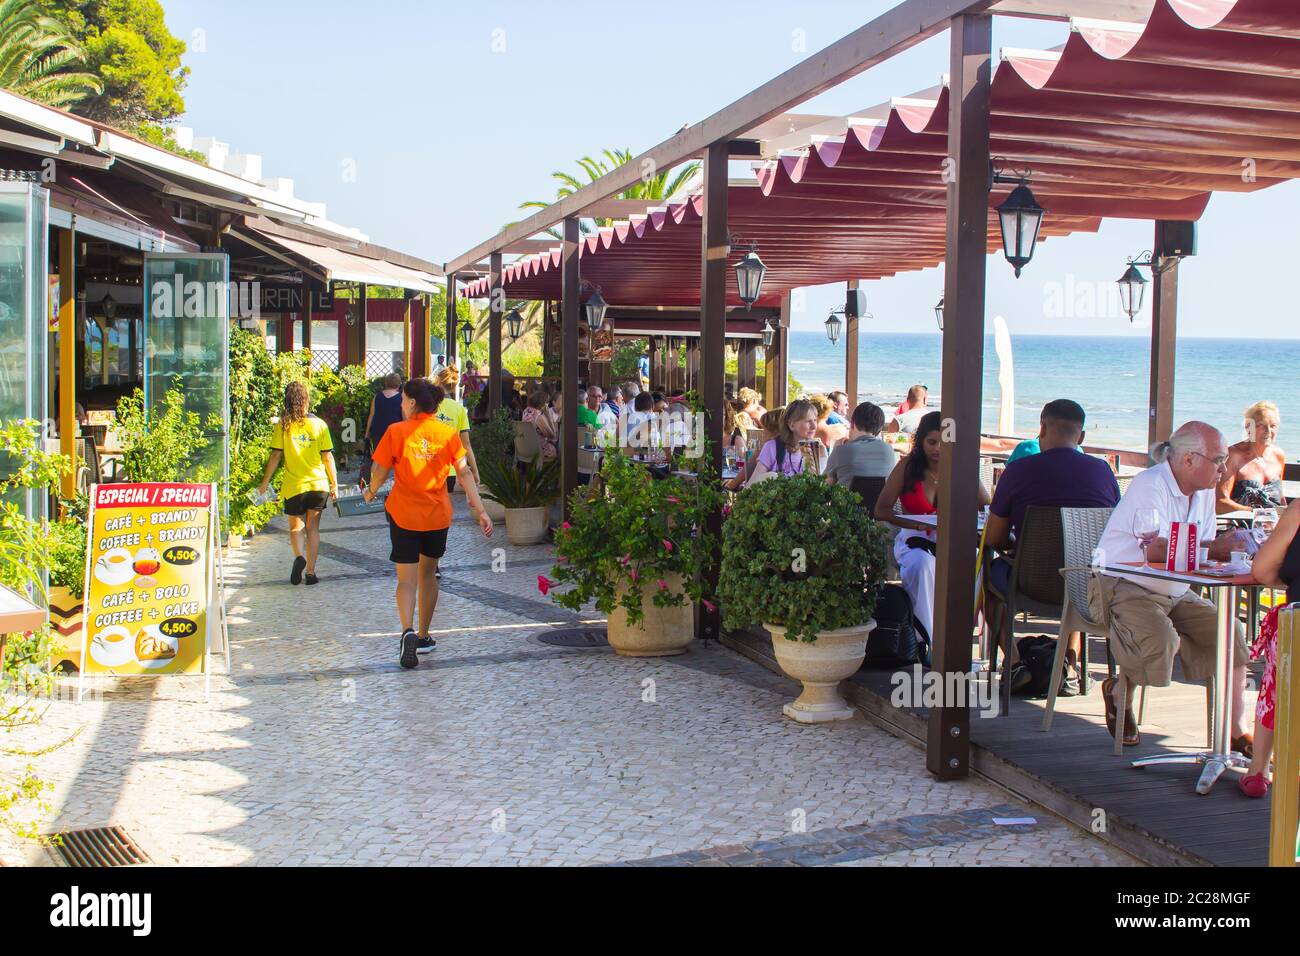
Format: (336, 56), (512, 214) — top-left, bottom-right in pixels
(1015, 635), (1064, 697)
(863, 584), (928, 669)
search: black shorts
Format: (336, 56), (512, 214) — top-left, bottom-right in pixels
(284, 490), (329, 516)
(387, 513), (449, 564)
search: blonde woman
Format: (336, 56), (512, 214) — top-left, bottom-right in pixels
(258, 381), (338, 586)
(747, 399), (817, 485)
(809, 393), (848, 454)
(722, 398), (750, 461)
(738, 387), (766, 429)
(1218, 400), (1287, 513)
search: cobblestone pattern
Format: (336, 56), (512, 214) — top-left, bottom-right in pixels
(0, 501), (1140, 867)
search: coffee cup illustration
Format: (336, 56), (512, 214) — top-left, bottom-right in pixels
(89, 625), (134, 668)
(93, 548), (134, 586)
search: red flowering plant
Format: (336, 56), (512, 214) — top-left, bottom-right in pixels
(542, 444), (724, 626)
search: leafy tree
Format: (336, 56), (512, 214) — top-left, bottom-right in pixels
(0, 0), (101, 108)
(45, 0), (188, 142)
(518, 148), (699, 238)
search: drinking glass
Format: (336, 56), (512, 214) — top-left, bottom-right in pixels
(1252, 507), (1279, 543)
(724, 447), (738, 472)
(1133, 509), (1160, 562)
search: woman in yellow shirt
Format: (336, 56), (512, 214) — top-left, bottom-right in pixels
(258, 381), (338, 585)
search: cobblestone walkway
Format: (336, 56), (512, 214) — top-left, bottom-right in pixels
(1, 499), (1138, 867)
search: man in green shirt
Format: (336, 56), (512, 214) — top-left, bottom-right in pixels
(577, 388), (600, 430)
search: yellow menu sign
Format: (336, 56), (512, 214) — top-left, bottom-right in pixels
(80, 482), (216, 678)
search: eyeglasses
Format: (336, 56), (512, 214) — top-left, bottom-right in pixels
(1191, 451), (1229, 469)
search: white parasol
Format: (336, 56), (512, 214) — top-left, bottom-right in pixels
(993, 315), (1015, 436)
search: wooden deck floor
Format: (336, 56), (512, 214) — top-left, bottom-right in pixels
(721, 628), (1272, 867)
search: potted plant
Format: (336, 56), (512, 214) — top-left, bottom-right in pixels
(468, 408), (517, 522)
(719, 473), (889, 723)
(479, 457), (560, 545)
(543, 449), (723, 657)
(47, 501), (88, 672)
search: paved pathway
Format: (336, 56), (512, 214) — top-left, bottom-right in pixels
(1, 497), (1137, 866)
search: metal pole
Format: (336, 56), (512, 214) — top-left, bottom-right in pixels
(58, 226), (76, 500)
(697, 140), (728, 642)
(446, 273), (458, 368)
(845, 279), (860, 405)
(561, 217), (580, 519)
(1148, 221), (1179, 455)
(927, 12), (992, 781)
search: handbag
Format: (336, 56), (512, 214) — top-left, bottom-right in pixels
(863, 584), (926, 668)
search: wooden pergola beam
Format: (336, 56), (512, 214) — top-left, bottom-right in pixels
(561, 217), (581, 519)
(444, 0), (998, 275)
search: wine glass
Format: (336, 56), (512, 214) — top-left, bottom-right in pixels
(1133, 509), (1160, 563)
(724, 446), (738, 472)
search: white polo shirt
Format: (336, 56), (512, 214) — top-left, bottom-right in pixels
(1097, 460), (1218, 598)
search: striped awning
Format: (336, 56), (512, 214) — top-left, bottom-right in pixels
(461, 0), (1300, 307)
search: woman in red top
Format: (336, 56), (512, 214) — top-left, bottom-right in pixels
(364, 378), (493, 670)
(874, 411), (990, 647)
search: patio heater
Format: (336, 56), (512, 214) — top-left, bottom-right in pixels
(731, 238), (766, 309)
(933, 296), (944, 332)
(506, 307), (524, 341)
(991, 162), (1045, 278)
(583, 285), (608, 331)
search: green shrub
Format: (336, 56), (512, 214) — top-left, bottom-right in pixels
(115, 380), (217, 485)
(718, 472), (888, 642)
(469, 408), (516, 470)
(479, 458), (560, 510)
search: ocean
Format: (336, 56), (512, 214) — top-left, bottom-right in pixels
(785, 331), (1299, 456)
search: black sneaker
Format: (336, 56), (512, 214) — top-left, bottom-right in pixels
(399, 629), (419, 670)
(416, 636), (436, 654)
(1008, 662), (1034, 696)
(304, 573), (319, 586)
(290, 555), (306, 585)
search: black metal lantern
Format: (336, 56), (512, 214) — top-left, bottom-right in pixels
(101, 292), (117, 320)
(505, 308), (524, 340)
(1117, 262), (1148, 321)
(934, 296), (944, 332)
(824, 311), (842, 345)
(460, 321), (473, 348)
(733, 244), (766, 309)
(996, 183), (1045, 278)
(584, 287), (608, 331)
(761, 319), (775, 349)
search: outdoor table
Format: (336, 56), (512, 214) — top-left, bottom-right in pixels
(0, 584), (46, 669)
(901, 513), (987, 532)
(1097, 560), (1260, 794)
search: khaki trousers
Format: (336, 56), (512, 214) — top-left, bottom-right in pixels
(1088, 576), (1247, 688)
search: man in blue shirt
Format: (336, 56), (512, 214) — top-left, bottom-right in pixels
(985, 399), (1120, 692)
(827, 390), (850, 427)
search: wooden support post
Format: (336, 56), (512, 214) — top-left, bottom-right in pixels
(561, 218), (580, 520)
(276, 312), (292, 356)
(301, 286), (312, 354)
(767, 293), (791, 408)
(357, 283), (368, 369)
(697, 140), (728, 642)
(845, 279), (860, 404)
(737, 339), (757, 391)
(928, 12), (991, 782)
(1148, 220), (1179, 455)
(488, 253), (503, 415)
(1270, 608), (1299, 867)
(647, 336), (659, 392)
(446, 273), (458, 368)
(58, 227), (76, 500)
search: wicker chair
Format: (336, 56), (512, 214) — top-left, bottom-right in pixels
(979, 457), (996, 493)
(514, 420), (542, 467)
(848, 475), (887, 513)
(984, 505), (1067, 716)
(1042, 507), (1113, 732)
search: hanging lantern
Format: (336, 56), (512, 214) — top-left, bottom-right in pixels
(934, 296), (944, 332)
(996, 183), (1045, 278)
(761, 320), (775, 349)
(506, 308), (524, 340)
(733, 246), (766, 309)
(101, 293), (117, 320)
(584, 287), (608, 331)
(824, 311), (842, 345)
(1117, 262), (1148, 321)
(460, 321), (473, 347)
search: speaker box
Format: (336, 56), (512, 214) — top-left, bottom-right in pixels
(845, 288), (868, 318)
(1156, 221), (1197, 258)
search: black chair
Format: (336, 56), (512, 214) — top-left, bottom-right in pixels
(849, 475), (887, 513)
(983, 505), (1068, 716)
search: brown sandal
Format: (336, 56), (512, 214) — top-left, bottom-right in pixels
(1101, 677), (1140, 746)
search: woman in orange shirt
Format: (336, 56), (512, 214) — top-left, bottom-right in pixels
(363, 378), (493, 669)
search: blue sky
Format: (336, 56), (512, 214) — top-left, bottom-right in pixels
(160, 0), (1299, 339)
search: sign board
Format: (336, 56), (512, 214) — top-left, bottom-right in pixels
(591, 325), (614, 363)
(79, 483), (218, 682)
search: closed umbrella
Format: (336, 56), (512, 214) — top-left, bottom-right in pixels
(993, 315), (1015, 437)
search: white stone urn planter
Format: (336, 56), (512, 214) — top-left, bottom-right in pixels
(767, 620), (875, 723)
(480, 496), (507, 523)
(504, 506), (548, 545)
(606, 572), (694, 657)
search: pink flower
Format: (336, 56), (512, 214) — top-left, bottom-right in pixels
(702, 599), (716, 613)
(722, 504), (732, 517)
(662, 538), (674, 553)
(620, 554), (631, 566)
(561, 521), (571, 531)
(630, 568), (639, 582)
(537, 575), (552, 595)
(658, 579), (668, 590)
(665, 496), (680, 504)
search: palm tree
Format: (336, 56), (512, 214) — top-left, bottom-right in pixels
(0, 0), (101, 109)
(516, 148), (700, 238)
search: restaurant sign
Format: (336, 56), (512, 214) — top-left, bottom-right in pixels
(79, 483), (220, 685)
